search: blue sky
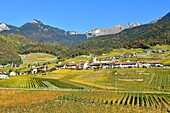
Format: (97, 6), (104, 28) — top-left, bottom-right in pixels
(0, 0), (169, 32)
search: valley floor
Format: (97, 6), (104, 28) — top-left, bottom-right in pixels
(0, 68), (170, 112)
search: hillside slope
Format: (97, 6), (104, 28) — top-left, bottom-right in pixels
(0, 34), (67, 65)
(67, 12), (170, 57)
(0, 20), (88, 47)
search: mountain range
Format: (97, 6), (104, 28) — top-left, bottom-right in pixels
(0, 19), (143, 46)
(0, 19), (88, 47)
(67, 12), (170, 57)
(0, 12), (169, 65)
(85, 22), (142, 38)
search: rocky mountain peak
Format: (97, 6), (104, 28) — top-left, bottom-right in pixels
(30, 19), (42, 24)
(0, 23), (10, 32)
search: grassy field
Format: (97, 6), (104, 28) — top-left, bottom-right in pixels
(97, 48), (143, 58)
(20, 53), (57, 66)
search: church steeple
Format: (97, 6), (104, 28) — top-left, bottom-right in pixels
(93, 54), (96, 63)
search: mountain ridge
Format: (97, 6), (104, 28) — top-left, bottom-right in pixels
(66, 12), (170, 57)
(85, 22), (142, 38)
(0, 12), (169, 65)
(0, 20), (88, 47)
(0, 19), (143, 46)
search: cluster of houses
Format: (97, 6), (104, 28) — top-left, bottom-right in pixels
(96, 53), (136, 62)
(30, 66), (47, 74)
(0, 66), (48, 79)
(0, 72), (9, 79)
(50, 55), (164, 71)
(143, 49), (169, 53)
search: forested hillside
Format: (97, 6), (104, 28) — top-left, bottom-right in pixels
(66, 12), (170, 57)
(0, 34), (67, 65)
(0, 20), (88, 47)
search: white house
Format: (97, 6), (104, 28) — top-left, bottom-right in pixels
(83, 61), (89, 69)
(137, 61), (150, 68)
(66, 63), (77, 69)
(31, 66), (48, 74)
(89, 63), (101, 69)
(113, 61), (138, 68)
(10, 71), (17, 76)
(121, 62), (138, 68)
(148, 61), (163, 67)
(0, 74), (9, 79)
(32, 68), (38, 74)
(102, 62), (113, 69)
(55, 64), (66, 69)
(137, 60), (163, 68)
(75, 62), (84, 69)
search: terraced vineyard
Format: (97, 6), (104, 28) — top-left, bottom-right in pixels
(50, 68), (170, 91)
(0, 75), (82, 89)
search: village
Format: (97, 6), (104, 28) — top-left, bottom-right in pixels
(0, 48), (169, 80)
(52, 54), (164, 71)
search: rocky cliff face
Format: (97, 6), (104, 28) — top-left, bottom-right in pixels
(86, 22), (142, 38)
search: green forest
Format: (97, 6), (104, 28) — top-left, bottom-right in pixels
(0, 34), (66, 65)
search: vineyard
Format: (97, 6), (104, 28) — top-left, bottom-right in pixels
(0, 75), (83, 89)
(0, 90), (170, 113)
(0, 68), (170, 91)
(0, 68), (170, 112)
(50, 68), (170, 91)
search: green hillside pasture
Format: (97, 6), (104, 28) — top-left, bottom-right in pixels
(64, 55), (92, 63)
(151, 45), (170, 50)
(97, 48), (143, 58)
(20, 53), (57, 65)
(119, 57), (170, 65)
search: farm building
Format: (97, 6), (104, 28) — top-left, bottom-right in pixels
(55, 64), (66, 69)
(148, 61), (163, 67)
(89, 63), (101, 69)
(10, 71), (17, 76)
(31, 66), (48, 74)
(66, 63), (77, 69)
(137, 60), (163, 68)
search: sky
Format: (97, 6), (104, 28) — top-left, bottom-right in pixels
(0, 0), (169, 32)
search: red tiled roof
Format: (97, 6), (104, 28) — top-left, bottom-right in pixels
(122, 62), (136, 65)
(148, 61), (160, 64)
(89, 63), (101, 66)
(114, 62), (123, 65)
(66, 63), (77, 66)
